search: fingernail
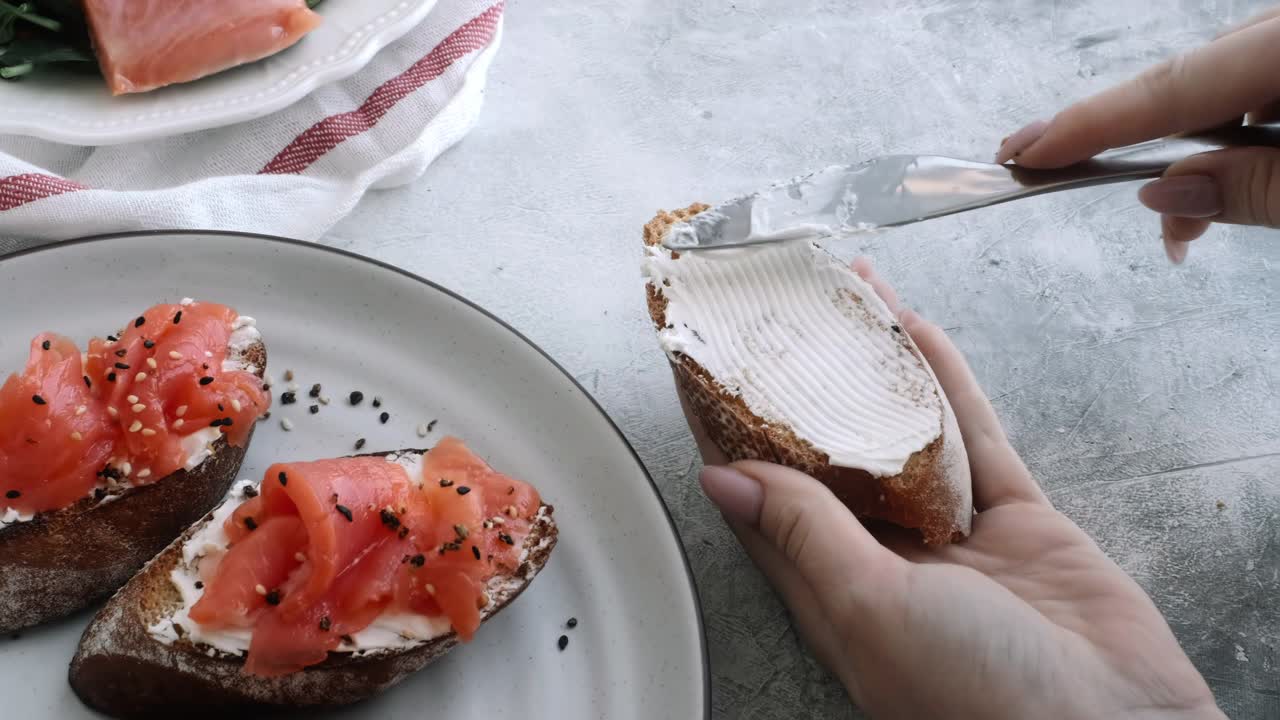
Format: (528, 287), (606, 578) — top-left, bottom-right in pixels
(1163, 235), (1189, 264)
(700, 465), (763, 525)
(994, 119), (1049, 164)
(1139, 176), (1222, 218)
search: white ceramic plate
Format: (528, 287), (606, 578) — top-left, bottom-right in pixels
(0, 233), (708, 719)
(0, 0), (438, 146)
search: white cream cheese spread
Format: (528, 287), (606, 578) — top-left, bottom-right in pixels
(643, 238), (943, 477)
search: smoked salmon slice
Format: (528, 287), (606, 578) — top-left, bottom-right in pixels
(82, 0), (322, 95)
(188, 440), (545, 677)
(0, 301), (270, 517)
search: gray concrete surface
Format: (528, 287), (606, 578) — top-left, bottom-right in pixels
(330, 1), (1280, 716)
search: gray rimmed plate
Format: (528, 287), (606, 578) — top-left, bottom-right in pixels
(0, 233), (708, 719)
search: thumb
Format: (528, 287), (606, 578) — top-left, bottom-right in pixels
(700, 461), (902, 620)
(1138, 147), (1280, 230)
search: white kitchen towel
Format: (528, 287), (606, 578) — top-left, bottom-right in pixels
(0, 0), (504, 254)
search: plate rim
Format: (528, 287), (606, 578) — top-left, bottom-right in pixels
(0, 229), (711, 717)
(0, 0), (444, 146)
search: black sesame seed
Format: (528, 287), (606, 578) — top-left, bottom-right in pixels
(107, 372), (117, 383)
(222, 417), (233, 426)
(217, 404), (224, 412)
(558, 635), (569, 651)
(349, 391), (364, 405)
(380, 508), (400, 530)
(567, 617), (578, 629)
(242, 485), (259, 498)
(264, 589), (281, 606)
(340, 634), (354, 646)
(262, 412), (271, 420)
(309, 405), (319, 415)
(134, 316), (146, 328)
(244, 517), (258, 531)
(427, 419), (438, 432)
(278, 471), (288, 486)
(94, 488), (107, 500)
(114, 362), (130, 370)
(439, 478), (454, 488)
(41, 340), (50, 351)
(379, 411), (389, 424)
(114, 349), (128, 357)
(5, 490), (20, 499)
(319, 616), (331, 632)
(173, 311), (183, 325)
(194, 580), (204, 590)
(498, 532), (514, 546)
(198, 376), (213, 386)
(83, 375), (92, 389)
(335, 504), (354, 522)
(398, 526), (410, 539)
(281, 391), (297, 405)
(372, 397), (382, 408)
(354, 438), (367, 450)
(472, 545), (481, 560)
(309, 383), (321, 398)
(106, 334), (118, 342)
(456, 486), (471, 495)
(31, 395), (46, 405)
(410, 554), (426, 567)
(143, 339), (155, 349)
(891, 324), (902, 333)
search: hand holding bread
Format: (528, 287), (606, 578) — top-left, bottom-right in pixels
(685, 260), (1227, 720)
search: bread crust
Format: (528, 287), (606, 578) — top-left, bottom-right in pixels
(69, 449), (559, 717)
(0, 341), (267, 632)
(644, 206), (971, 544)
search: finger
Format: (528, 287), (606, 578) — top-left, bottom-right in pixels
(1138, 148), (1280, 229)
(850, 257), (901, 313)
(896, 309), (1049, 508)
(673, 368), (730, 465)
(699, 461), (905, 624)
(1160, 216), (1212, 264)
(724, 519), (858, 687)
(1005, 15), (1280, 168)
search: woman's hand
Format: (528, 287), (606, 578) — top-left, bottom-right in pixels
(684, 259), (1226, 720)
(994, 6), (1280, 263)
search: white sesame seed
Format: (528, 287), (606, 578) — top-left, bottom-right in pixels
(146, 357), (158, 369)
(75, 405), (87, 416)
(283, 370), (294, 382)
(318, 396), (330, 406)
(280, 418), (294, 431)
(135, 372), (147, 382)
(287, 382), (299, 393)
(505, 505), (518, 518)
(70, 432), (83, 441)
(126, 395), (139, 404)
(132, 403), (146, 413)
(294, 552), (306, 563)
(205, 351), (213, 358)
(255, 584), (267, 596)
(416, 423), (428, 438)
(491, 516), (506, 526)
(141, 428), (157, 437)
(174, 419), (185, 429)
(107, 406), (119, 417)
(169, 351), (183, 360)
(176, 405), (188, 417)
(424, 584), (436, 595)
(119, 462), (132, 477)
(136, 468), (152, 479)
(231, 399), (242, 412)
(128, 420), (142, 433)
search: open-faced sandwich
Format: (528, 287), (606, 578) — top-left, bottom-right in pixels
(0, 300), (270, 632)
(642, 205), (973, 544)
(70, 437), (558, 716)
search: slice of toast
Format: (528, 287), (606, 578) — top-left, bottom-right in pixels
(0, 339), (267, 633)
(69, 450), (559, 717)
(643, 205), (972, 544)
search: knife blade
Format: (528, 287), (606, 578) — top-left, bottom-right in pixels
(663, 125), (1280, 251)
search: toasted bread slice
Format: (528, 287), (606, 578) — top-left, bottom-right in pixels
(643, 205), (972, 544)
(69, 449), (559, 717)
(0, 340), (267, 633)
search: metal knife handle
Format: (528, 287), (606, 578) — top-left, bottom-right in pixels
(1008, 124), (1280, 192)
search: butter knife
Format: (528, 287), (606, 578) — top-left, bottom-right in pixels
(663, 125), (1280, 251)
